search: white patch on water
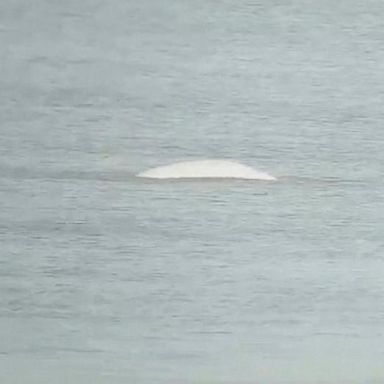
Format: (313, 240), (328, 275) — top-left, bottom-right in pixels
(137, 159), (276, 181)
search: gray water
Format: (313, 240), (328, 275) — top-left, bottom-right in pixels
(1, 0), (384, 383)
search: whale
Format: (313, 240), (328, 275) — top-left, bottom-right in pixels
(136, 159), (276, 181)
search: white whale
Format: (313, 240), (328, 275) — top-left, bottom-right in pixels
(137, 160), (276, 181)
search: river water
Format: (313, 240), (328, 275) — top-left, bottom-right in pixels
(1, 0), (384, 383)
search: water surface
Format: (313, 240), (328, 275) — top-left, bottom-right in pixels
(1, 0), (384, 383)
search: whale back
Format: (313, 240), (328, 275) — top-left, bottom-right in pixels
(137, 160), (276, 180)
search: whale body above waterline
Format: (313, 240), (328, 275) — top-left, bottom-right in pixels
(137, 160), (276, 181)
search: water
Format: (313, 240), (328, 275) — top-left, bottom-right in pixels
(1, 0), (384, 383)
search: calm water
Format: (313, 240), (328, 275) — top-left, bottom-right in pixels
(1, 0), (384, 383)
